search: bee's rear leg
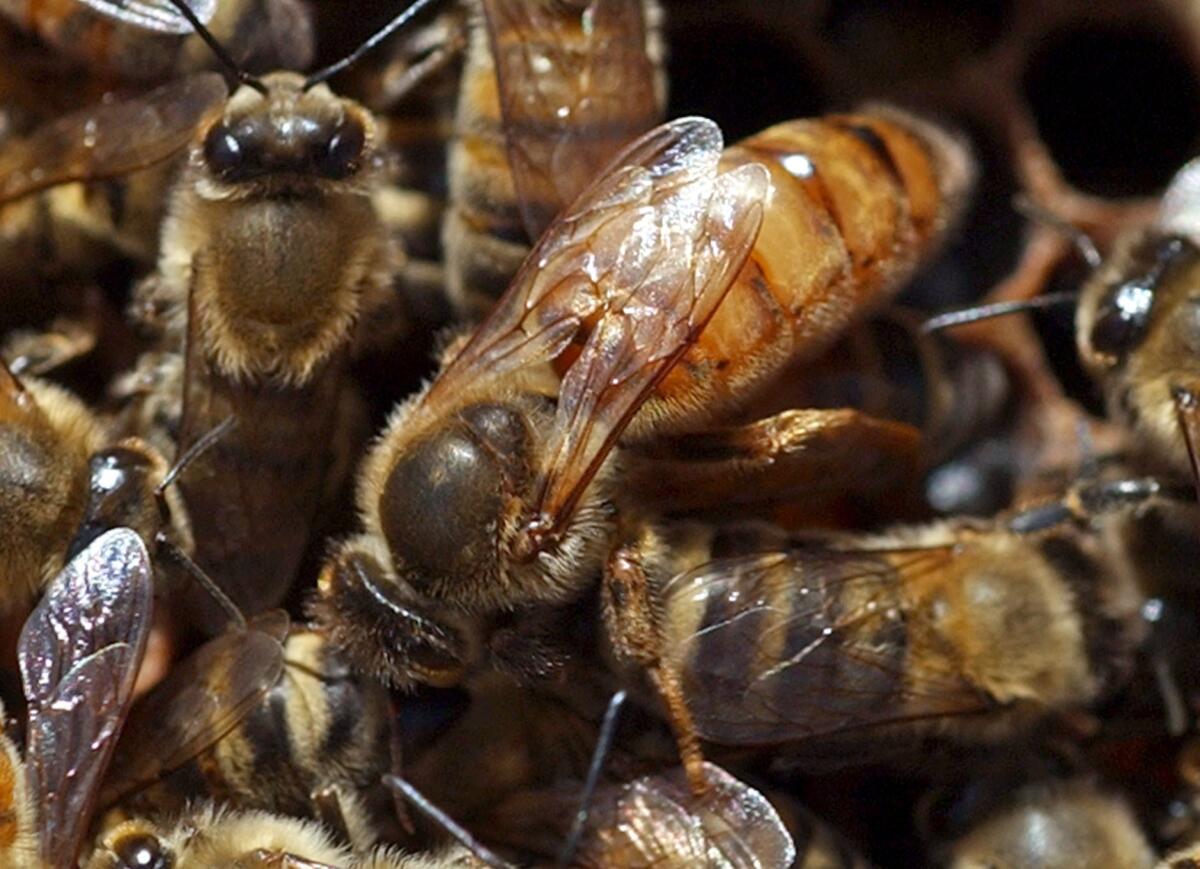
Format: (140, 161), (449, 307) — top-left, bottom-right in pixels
(601, 536), (708, 795)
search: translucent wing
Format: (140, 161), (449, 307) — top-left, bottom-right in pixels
(0, 72), (226, 203)
(482, 0), (660, 238)
(523, 153), (767, 550)
(485, 762), (794, 868)
(660, 546), (992, 745)
(99, 610), (289, 807)
(579, 763), (796, 869)
(75, 0), (218, 33)
(19, 528), (153, 868)
(424, 117), (767, 552)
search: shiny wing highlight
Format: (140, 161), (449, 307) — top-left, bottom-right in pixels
(578, 763), (795, 868)
(76, 0), (218, 32)
(19, 528), (153, 868)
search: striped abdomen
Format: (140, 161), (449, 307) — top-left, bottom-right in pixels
(659, 524), (1125, 748)
(649, 109), (974, 432)
(123, 631), (390, 821)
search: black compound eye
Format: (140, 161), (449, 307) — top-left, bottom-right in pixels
(316, 119), (365, 179)
(202, 122), (243, 177)
(1090, 278), (1155, 358)
(114, 833), (172, 869)
(202, 121), (265, 182)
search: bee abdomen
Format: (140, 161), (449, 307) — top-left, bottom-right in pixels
(650, 110), (972, 426)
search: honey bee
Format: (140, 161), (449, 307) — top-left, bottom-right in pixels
(0, 0), (313, 82)
(99, 615), (398, 848)
(651, 476), (1152, 764)
(88, 806), (481, 868)
(1073, 156), (1200, 495)
(0, 2), (441, 624)
(443, 0), (667, 317)
(0, 360), (105, 612)
(932, 156), (1200, 499)
(71, 2), (452, 622)
(0, 528), (154, 867)
(313, 108), (973, 790)
(944, 780), (1156, 869)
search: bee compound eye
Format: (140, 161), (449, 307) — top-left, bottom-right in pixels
(317, 118), (365, 179)
(202, 123), (242, 176)
(113, 833), (172, 869)
(1089, 278), (1155, 358)
(203, 120), (264, 182)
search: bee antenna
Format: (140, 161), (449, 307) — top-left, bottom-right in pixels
(155, 534), (248, 631)
(921, 290), (1080, 334)
(382, 775), (512, 869)
(303, 0), (444, 89)
(157, 415), (237, 497)
(162, 0), (267, 94)
(1013, 194), (1103, 269)
(557, 690), (627, 868)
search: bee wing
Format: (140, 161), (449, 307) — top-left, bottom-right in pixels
(577, 762), (796, 868)
(74, 0), (218, 32)
(99, 611), (289, 807)
(660, 547), (992, 745)
(0, 71), (226, 203)
(427, 117), (766, 549)
(18, 528), (153, 868)
(482, 0), (661, 239)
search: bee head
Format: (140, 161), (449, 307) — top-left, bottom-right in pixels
(201, 73), (371, 186)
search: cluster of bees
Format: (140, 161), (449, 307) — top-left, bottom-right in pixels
(4, 0), (1200, 866)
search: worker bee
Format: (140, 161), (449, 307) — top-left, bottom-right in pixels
(395, 688), (794, 868)
(14, 0), (452, 623)
(99, 614), (399, 848)
(0, 528), (154, 867)
(313, 107), (973, 791)
(931, 156), (1200, 500)
(443, 0), (667, 317)
(1073, 156), (1200, 495)
(651, 472), (1154, 769)
(0, 0), (313, 82)
(88, 806), (481, 868)
(0, 360), (105, 612)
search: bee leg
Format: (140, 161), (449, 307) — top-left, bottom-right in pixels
(622, 407), (922, 512)
(602, 539), (708, 795)
(1, 314), (96, 376)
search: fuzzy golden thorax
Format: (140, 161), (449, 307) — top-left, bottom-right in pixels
(156, 72), (398, 385)
(357, 380), (614, 614)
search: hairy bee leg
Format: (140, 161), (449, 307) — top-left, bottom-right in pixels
(602, 541), (708, 795)
(1, 316), (96, 376)
(623, 407), (922, 512)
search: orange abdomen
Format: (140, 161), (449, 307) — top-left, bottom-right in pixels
(651, 110), (972, 430)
